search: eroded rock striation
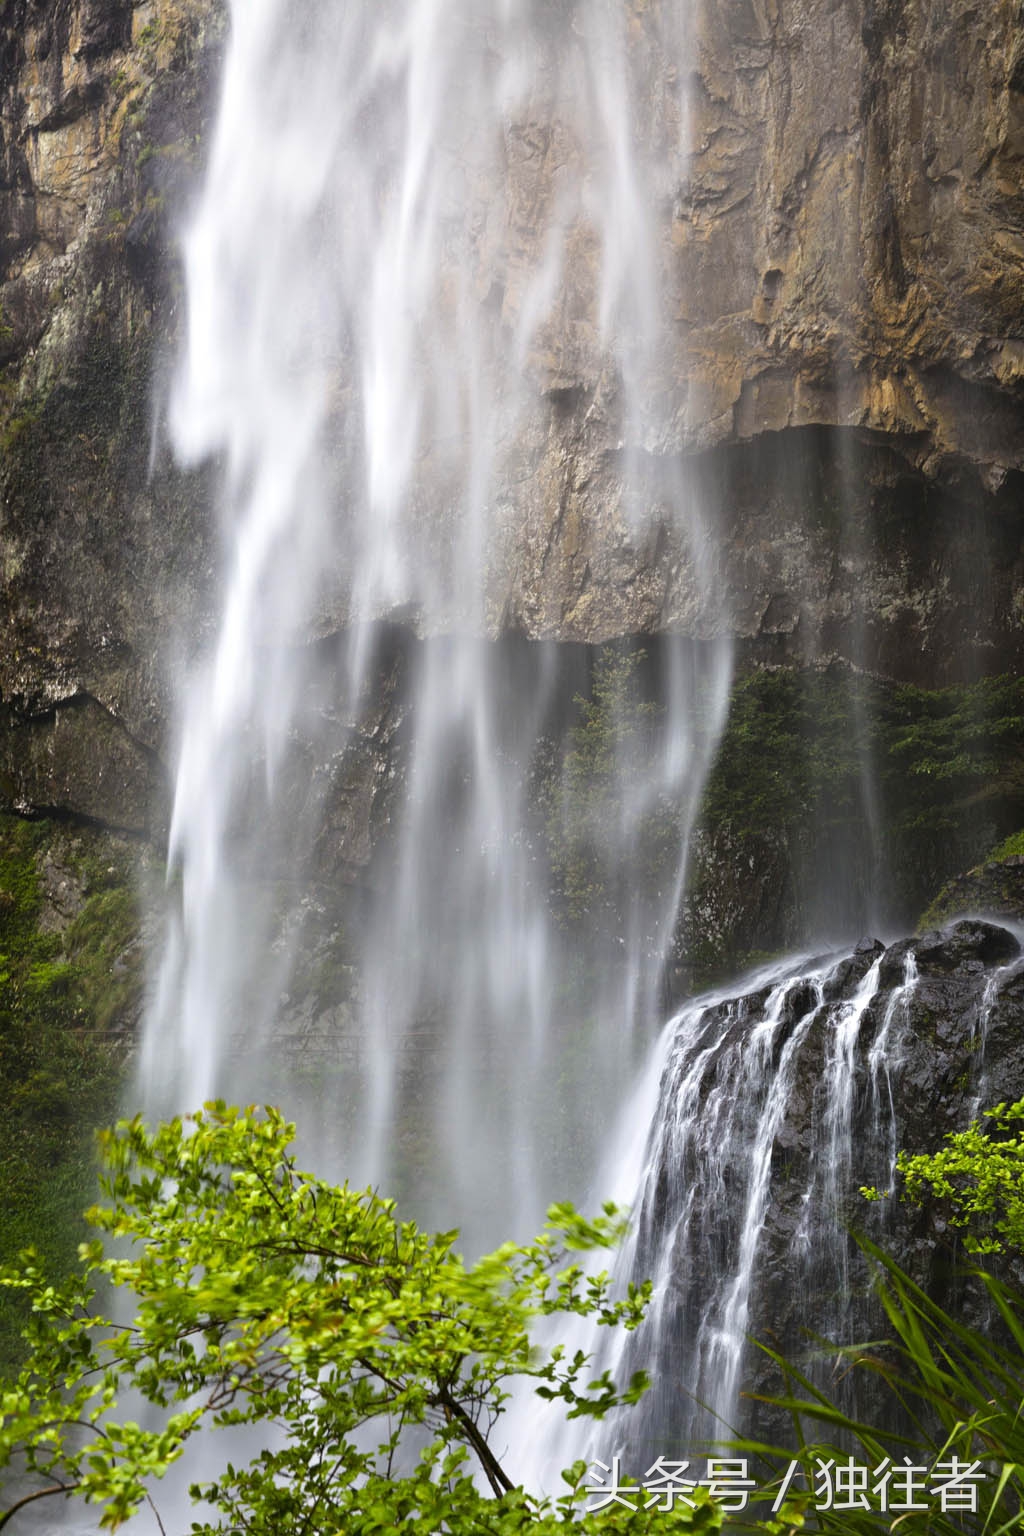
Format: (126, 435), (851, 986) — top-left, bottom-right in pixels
(494, 0), (1024, 664)
(0, 0), (222, 831)
(622, 918), (1024, 1453)
(0, 0), (1021, 828)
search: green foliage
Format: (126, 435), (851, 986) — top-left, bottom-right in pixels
(917, 840), (1024, 930)
(686, 666), (872, 979)
(700, 669), (863, 841)
(750, 1115), (1024, 1530)
(0, 402), (42, 455)
(0, 818), (133, 1370)
(690, 667), (1024, 973)
(64, 884), (142, 1031)
(702, 668), (1024, 851)
(0, 1105), (719, 1536)
(545, 646), (676, 924)
(740, 1238), (1024, 1534)
(538, 657), (1024, 980)
(986, 830), (1024, 862)
(891, 1099), (1024, 1257)
(883, 675), (1024, 831)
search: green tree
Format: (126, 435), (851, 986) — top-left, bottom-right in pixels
(0, 1104), (720, 1535)
(893, 1098), (1024, 1257)
(545, 646), (673, 924)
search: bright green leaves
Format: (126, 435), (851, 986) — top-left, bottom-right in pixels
(892, 1098), (1024, 1257)
(747, 1110), (1024, 1535)
(0, 1103), (669, 1534)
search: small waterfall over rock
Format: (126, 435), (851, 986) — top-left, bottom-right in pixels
(532, 918), (1024, 1477)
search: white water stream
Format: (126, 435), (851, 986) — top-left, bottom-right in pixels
(143, 0), (731, 1293)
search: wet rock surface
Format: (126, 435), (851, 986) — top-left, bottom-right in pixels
(0, 0), (224, 833)
(622, 919), (1024, 1454)
(921, 855), (1024, 932)
(0, 1), (1022, 829)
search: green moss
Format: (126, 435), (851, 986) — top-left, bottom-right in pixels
(292, 927), (354, 1018)
(0, 816), (137, 1371)
(702, 668), (1024, 857)
(65, 886), (141, 1031)
(539, 657), (1024, 981)
(987, 829), (1024, 862)
(24, 957), (73, 1001)
(700, 667), (863, 841)
(685, 665), (1024, 981)
(0, 399), (44, 455)
(918, 842), (1024, 931)
(0, 817), (47, 932)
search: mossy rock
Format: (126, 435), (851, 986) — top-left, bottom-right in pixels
(0, 813), (146, 1371)
(919, 846), (1024, 932)
(683, 664), (1024, 983)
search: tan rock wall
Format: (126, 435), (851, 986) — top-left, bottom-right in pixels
(671, 0), (1024, 469)
(483, 0), (1024, 651)
(0, 0), (223, 829)
(0, 0), (1021, 826)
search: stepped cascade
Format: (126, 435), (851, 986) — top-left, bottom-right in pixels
(514, 920), (1024, 1481)
(598, 925), (1024, 1458)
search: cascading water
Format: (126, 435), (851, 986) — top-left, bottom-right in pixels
(586, 952), (896, 1462)
(143, 0), (734, 1250)
(527, 918), (1024, 1490)
(123, 0), (1024, 1517)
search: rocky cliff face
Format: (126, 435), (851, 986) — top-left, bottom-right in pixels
(0, 0), (1021, 828)
(493, 0), (1024, 667)
(0, 0), (223, 833)
(682, 0), (1024, 474)
(621, 918), (1024, 1453)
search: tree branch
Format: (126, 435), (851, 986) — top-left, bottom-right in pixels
(145, 1490), (168, 1536)
(0, 1480), (81, 1531)
(432, 1386), (514, 1496)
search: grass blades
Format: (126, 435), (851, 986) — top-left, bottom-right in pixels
(730, 1238), (1024, 1533)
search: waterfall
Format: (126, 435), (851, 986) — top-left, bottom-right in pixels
(528, 917), (1022, 1486)
(512, 943), (910, 1484)
(127, 0), (1018, 1513)
(144, 2), (732, 1271)
(632, 955), (876, 1453)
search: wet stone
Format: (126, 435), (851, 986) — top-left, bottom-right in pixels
(619, 925), (1024, 1457)
(913, 919), (1021, 973)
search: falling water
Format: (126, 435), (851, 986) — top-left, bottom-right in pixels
(529, 940), (928, 1475)
(126, 0), (1017, 1514)
(966, 949), (1024, 1116)
(144, 2), (732, 1259)
(868, 948), (918, 1188)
